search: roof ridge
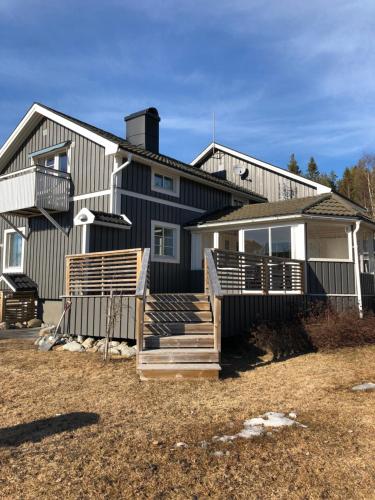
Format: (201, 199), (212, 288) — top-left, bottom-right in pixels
(299, 193), (332, 213)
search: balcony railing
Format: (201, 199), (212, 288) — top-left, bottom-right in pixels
(206, 249), (305, 295)
(0, 165), (71, 215)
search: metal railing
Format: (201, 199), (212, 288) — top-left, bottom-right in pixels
(0, 165), (70, 214)
(210, 249), (305, 295)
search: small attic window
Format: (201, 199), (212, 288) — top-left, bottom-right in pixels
(29, 141), (70, 174)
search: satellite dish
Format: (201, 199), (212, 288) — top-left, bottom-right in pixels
(233, 164), (250, 180)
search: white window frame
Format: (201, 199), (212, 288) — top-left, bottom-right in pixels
(151, 220), (180, 264)
(151, 167), (180, 197)
(307, 224), (353, 263)
(32, 146), (71, 174)
(3, 227), (26, 273)
(239, 224), (296, 259)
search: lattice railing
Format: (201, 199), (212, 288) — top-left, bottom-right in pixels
(65, 248), (143, 296)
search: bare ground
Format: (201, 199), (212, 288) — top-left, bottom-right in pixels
(0, 337), (374, 499)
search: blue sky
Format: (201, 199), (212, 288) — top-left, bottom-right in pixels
(0, 0), (374, 176)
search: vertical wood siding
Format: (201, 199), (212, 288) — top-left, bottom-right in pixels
(307, 261), (355, 295)
(199, 151), (317, 202)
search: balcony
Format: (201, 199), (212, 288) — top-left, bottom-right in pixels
(0, 166), (71, 216)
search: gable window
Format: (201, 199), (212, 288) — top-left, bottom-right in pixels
(151, 220), (180, 263)
(42, 152), (68, 173)
(3, 228), (25, 273)
(151, 167), (180, 197)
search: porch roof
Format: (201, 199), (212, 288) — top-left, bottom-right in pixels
(185, 193), (375, 228)
(0, 274), (38, 293)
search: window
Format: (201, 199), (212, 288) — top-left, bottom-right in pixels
(42, 152), (68, 173)
(3, 228), (25, 272)
(307, 224), (351, 261)
(151, 221), (180, 263)
(151, 168), (179, 197)
(244, 226), (291, 258)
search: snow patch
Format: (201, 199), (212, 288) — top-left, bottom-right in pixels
(213, 412), (306, 442)
(352, 382), (375, 392)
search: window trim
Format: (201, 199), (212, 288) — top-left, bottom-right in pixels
(151, 167), (180, 197)
(241, 224), (293, 259)
(31, 145), (71, 174)
(151, 220), (180, 264)
(3, 227), (26, 273)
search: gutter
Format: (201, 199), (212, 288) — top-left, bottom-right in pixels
(110, 153), (132, 213)
(352, 220), (363, 318)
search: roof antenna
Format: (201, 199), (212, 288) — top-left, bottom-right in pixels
(212, 111), (216, 150)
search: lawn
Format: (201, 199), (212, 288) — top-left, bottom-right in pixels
(0, 337), (374, 499)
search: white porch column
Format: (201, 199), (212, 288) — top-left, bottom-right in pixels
(213, 232), (219, 249)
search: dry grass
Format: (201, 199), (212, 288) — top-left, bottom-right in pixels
(0, 337), (374, 499)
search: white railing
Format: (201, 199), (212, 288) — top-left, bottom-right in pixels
(0, 166), (70, 214)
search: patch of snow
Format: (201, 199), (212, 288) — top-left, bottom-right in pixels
(288, 412), (297, 419)
(352, 382), (375, 392)
(175, 442), (188, 448)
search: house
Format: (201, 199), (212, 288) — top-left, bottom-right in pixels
(0, 103), (374, 379)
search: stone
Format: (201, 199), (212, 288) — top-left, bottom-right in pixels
(98, 344), (121, 355)
(86, 346), (99, 353)
(27, 318), (42, 328)
(175, 442), (188, 448)
(109, 341), (120, 347)
(76, 335), (85, 344)
(0, 322), (9, 330)
(39, 326), (55, 337)
(352, 382), (375, 392)
(54, 345), (65, 351)
(15, 322), (25, 329)
(63, 341), (85, 353)
(119, 345), (136, 358)
(82, 337), (95, 349)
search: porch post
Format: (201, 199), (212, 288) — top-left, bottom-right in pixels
(213, 232), (219, 249)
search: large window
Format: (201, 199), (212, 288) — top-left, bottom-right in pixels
(3, 228), (25, 272)
(244, 226), (291, 258)
(307, 224), (351, 260)
(151, 221), (180, 263)
(151, 168), (180, 197)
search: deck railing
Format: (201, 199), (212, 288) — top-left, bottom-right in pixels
(65, 248), (143, 296)
(209, 249), (305, 294)
(204, 249), (223, 352)
(0, 165), (70, 215)
(135, 248), (151, 355)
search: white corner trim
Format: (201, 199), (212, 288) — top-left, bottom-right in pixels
(81, 225), (90, 253)
(151, 165), (180, 198)
(151, 220), (180, 264)
(191, 143), (331, 193)
(3, 227), (26, 274)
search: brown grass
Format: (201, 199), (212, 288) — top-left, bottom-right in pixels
(0, 337), (374, 499)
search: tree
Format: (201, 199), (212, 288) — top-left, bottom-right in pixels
(319, 170), (337, 190)
(306, 157), (320, 182)
(287, 153), (301, 175)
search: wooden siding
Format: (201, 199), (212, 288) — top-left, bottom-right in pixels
(307, 261), (355, 295)
(61, 295), (136, 339)
(199, 151), (317, 202)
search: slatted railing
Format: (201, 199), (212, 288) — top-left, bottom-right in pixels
(204, 249), (223, 352)
(65, 248), (143, 296)
(0, 291), (37, 325)
(211, 249), (305, 294)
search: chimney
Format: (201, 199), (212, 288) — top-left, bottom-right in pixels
(124, 107), (160, 153)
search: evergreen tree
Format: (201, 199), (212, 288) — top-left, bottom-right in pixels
(287, 153), (301, 175)
(306, 157), (320, 181)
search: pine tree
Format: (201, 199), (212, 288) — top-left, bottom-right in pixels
(287, 154), (301, 175)
(306, 157), (319, 181)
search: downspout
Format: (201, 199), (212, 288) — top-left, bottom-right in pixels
(353, 220), (363, 318)
(110, 154), (132, 214)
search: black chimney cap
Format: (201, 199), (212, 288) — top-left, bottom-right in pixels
(124, 107), (160, 122)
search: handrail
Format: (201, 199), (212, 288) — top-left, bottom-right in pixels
(204, 248), (223, 298)
(204, 248), (222, 352)
(0, 165), (71, 181)
(135, 248), (151, 355)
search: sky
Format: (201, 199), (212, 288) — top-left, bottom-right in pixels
(0, 0), (374, 177)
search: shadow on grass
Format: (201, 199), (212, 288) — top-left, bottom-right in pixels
(0, 412), (99, 447)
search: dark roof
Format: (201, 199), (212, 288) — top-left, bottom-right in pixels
(186, 193), (375, 227)
(36, 103), (266, 202)
(1, 274), (38, 292)
(91, 210), (131, 227)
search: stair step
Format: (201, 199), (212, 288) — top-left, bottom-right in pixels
(139, 349), (219, 364)
(138, 363), (221, 381)
(144, 322), (214, 335)
(147, 294), (209, 303)
(144, 334), (214, 348)
(144, 311), (212, 323)
(145, 301), (210, 312)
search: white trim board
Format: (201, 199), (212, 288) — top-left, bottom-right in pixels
(151, 220), (181, 264)
(191, 143), (331, 194)
(2, 227), (26, 273)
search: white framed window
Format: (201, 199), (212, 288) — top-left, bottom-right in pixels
(243, 226), (292, 258)
(307, 223), (352, 262)
(151, 167), (180, 197)
(151, 220), (180, 263)
(3, 228), (26, 273)
(41, 152), (69, 173)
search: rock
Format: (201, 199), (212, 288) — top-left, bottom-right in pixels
(288, 412), (297, 419)
(109, 341), (120, 347)
(175, 442), (188, 448)
(82, 337), (95, 349)
(98, 345), (121, 355)
(54, 345), (65, 351)
(15, 322), (25, 329)
(27, 318), (42, 328)
(0, 321), (9, 330)
(39, 326), (55, 337)
(63, 341), (85, 353)
(86, 346), (99, 353)
(76, 335), (86, 344)
(352, 382), (375, 391)
(96, 339), (106, 346)
(119, 345), (136, 358)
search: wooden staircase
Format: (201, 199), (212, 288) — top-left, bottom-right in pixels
(137, 293), (221, 380)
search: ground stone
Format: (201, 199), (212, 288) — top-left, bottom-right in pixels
(119, 345), (136, 358)
(0, 322), (9, 330)
(109, 341), (120, 347)
(15, 322), (25, 329)
(27, 318), (42, 328)
(82, 337), (95, 349)
(352, 382), (375, 391)
(63, 341), (85, 353)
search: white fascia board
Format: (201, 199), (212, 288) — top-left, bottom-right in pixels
(185, 214), (360, 231)
(0, 275), (16, 293)
(191, 143), (331, 194)
(0, 104), (119, 172)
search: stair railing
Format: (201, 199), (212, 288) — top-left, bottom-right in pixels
(204, 248), (223, 352)
(135, 248), (151, 357)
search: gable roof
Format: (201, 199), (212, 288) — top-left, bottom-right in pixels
(0, 103), (266, 202)
(73, 208), (131, 229)
(186, 193), (375, 228)
(191, 142), (332, 194)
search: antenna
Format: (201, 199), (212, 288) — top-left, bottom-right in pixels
(212, 111), (215, 155)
